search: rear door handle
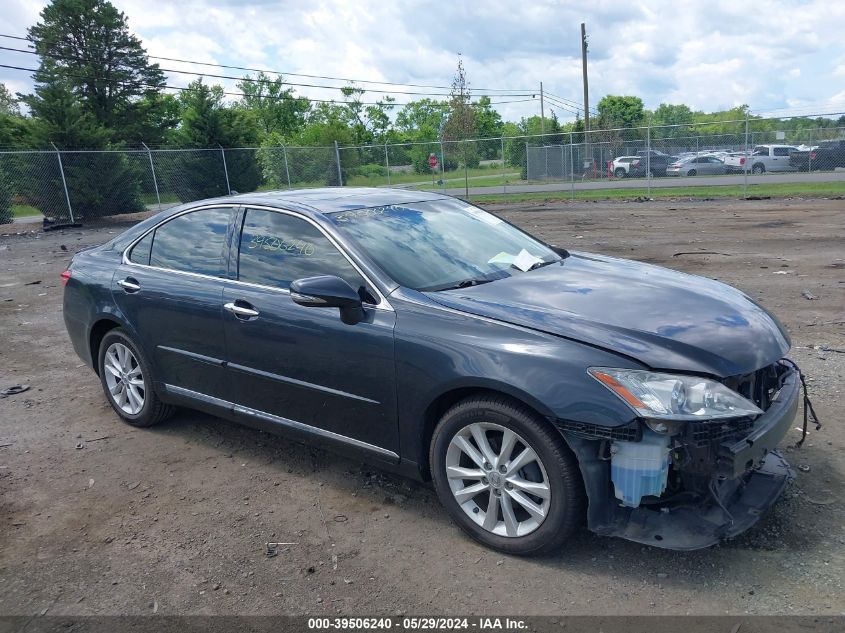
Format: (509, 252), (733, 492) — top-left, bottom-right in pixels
(224, 301), (260, 319)
(118, 278), (140, 293)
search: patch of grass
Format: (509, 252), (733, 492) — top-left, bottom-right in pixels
(12, 204), (42, 218)
(469, 181), (845, 204)
(344, 165), (507, 188)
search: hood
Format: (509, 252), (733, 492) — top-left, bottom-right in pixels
(425, 253), (789, 378)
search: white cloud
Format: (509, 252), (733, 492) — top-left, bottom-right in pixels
(1, 0), (843, 121)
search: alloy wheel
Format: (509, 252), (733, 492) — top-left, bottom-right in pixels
(103, 342), (145, 415)
(445, 422), (551, 537)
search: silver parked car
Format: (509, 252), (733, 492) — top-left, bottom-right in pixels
(666, 155), (726, 177)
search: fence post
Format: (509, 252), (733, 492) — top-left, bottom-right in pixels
(219, 145), (231, 195)
(569, 131), (575, 200)
(524, 142), (528, 181)
(743, 112), (749, 197)
(141, 142), (161, 210)
(807, 128), (813, 172)
(282, 145), (292, 189)
(51, 142), (74, 223)
(501, 136), (506, 193)
(334, 141), (343, 186)
(646, 121), (651, 197)
(384, 142), (391, 186)
(440, 139), (445, 189)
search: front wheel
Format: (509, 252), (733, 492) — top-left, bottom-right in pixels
(97, 328), (175, 427)
(430, 396), (585, 555)
(614, 168), (627, 178)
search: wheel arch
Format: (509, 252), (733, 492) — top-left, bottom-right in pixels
(416, 381), (559, 481)
(88, 309), (135, 375)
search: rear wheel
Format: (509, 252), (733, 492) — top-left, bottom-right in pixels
(687, 169), (697, 176)
(97, 328), (174, 427)
(430, 396), (585, 555)
(752, 163), (765, 174)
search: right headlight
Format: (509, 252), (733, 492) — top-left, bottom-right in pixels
(588, 367), (763, 421)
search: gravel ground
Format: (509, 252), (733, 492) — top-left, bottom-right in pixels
(0, 197), (843, 616)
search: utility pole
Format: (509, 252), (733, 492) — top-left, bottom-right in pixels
(580, 22), (591, 175)
(540, 81), (545, 136)
(581, 23), (590, 134)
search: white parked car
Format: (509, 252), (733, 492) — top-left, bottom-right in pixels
(611, 156), (639, 178)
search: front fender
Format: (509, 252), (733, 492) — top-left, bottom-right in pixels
(392, 292), (646, 467)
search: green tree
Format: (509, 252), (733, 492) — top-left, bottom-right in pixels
(596, 95), (645, 130)
(166, 79), (261, 200)
(396, 98), (448, 139)
(442, 57), (478, 172)
(473, 96), (503, 159)
(25, 0), (172, 145)
(0, 83), (20, 116)
(236, 72), (310, 138)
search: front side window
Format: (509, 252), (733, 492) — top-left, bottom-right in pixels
(237, 209), (367, 294)
(327, 198), (560, 291)
(148, 207), (231, 277)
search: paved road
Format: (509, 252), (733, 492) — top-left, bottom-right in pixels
(422, 169), (845, 196)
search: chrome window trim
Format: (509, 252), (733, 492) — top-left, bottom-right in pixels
(121, 202), (393, 311)
(162, 383), (399, 462)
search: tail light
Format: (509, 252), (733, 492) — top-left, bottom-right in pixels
(60, 270), (72, 287)
(810, 152), (816, 160)
(739, 157), (745, 165)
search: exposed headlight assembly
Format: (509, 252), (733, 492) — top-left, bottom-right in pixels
(588, 367), (763, 422)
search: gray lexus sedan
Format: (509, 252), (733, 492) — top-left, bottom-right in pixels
(62, 188), (806, 555)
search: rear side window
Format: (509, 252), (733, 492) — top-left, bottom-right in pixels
(237, 209), (367, 293)
(128, 232), (153, 265)
(773, 147), (791, 156)
(149, 207), (231, 277)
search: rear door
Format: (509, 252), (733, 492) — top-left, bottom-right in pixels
(221, 207), (399, 456)
(112, 205), (237, 398)
(771, 146), (795, 171)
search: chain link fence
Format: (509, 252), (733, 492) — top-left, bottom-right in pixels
(1, 113), (843, 226)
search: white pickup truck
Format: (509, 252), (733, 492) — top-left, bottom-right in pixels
(723, 144), (799, 174)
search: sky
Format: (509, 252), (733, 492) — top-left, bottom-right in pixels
(1, 0), (844, 123)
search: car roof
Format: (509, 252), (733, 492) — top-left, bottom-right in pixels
(108, 187), (453, 251)
(225, 187), (449, 216)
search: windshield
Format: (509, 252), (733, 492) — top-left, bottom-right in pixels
(327, 198), (560, 291)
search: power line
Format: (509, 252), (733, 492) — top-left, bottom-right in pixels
(0, 44), (536, 98)
(0, 62), (535, 108)
(543, 96), (584, 117)
(545, 91), (598, 115)
(0, 32), (535, 94)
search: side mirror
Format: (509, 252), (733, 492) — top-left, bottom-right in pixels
(290, 275), (364, 324)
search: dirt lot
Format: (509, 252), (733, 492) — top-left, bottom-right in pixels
(1, 197), (843, 616)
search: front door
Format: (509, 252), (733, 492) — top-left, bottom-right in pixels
(113, 206), (236, 398)
(221, 207), (398, 455)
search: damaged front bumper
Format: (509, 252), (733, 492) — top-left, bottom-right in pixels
(565, 364), (801, 550)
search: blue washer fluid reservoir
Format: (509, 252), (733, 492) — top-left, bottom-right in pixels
(610, 428), (671, 508)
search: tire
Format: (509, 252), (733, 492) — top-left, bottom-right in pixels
(97, 328), (175, 427)
(687, 169), (697, 177)
(614, 168), (627, 178)
(752, 164), (765, 174)
(430, 396), (585, 556)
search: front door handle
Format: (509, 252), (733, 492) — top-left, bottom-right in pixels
(118, 278), (140, 293)
(224, 301), (260, 319)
